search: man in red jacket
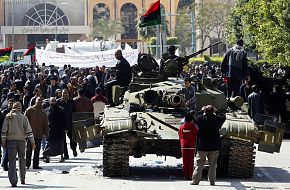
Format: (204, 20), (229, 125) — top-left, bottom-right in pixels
(178, 113), (198, 180)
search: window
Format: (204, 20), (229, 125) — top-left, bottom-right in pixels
(22, 3), (69, 26)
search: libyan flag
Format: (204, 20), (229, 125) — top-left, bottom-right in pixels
(23, 46), (35, 56)
(0, 47), (13, 57)
(139, 0), (161, 27)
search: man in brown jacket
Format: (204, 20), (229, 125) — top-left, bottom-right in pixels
(24, 97), (48, 169)
(73, 88), (93, 113)
(73, 88), (93, 152)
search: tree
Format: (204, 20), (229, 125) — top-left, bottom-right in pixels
(138, 26), (157, 40)
(195, 0), (232, 51)
(175, 1), (232, 55)
(90, 19), (124, 41)
(175, 7), (192, 54)
(226, 0), (290, 65)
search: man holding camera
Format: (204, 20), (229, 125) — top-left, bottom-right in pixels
(191, 105), (226, 186)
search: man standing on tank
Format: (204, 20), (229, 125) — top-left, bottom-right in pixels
(221, 39), (250, 97)
(176, 78), (196, 113)
(104, 50), (132, 106)
(191, 105), (226, 186)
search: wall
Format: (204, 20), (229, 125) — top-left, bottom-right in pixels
(88, 0), (179, 36)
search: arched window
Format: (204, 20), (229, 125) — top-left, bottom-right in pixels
(93, 3), (110, 23)
(22, 3), (69, 26)
(120, 3), (138, 40)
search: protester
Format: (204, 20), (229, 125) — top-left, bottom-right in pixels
(46, 76), (59, 98)
(221, 39), (250, 97)
(266, 85), (289, 123)
(248, 85), (264, 121)
(73, 89), (93, 152)
(57, 89), (77, 159)
(104, 50), (132, 105)
(178, 113), (198, 180)
(191, 105), (226, 186)
(43, 97), (68, 163)
(1, 98), (14, 171)
(24, 97), (48, 169)
(176, 78), (196, 113)
(1, 102), (35, 187)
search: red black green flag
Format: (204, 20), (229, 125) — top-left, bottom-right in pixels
(139, 0), (161, 27)
(23, 46), (35, 56)
(0, 47), (13, 57)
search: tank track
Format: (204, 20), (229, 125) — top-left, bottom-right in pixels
(103, 133), (130, 177)
(218, 138), (255, 178)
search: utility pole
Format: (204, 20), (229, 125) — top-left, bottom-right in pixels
(191, 11), (195, 53)
(156, 25), (160, 59)
(169, 0), (172, 36)
(12, 2), (15, 49)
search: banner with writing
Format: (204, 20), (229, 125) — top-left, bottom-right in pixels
(36, 48), (138, 68)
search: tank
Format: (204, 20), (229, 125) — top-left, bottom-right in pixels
(100, 74), (286, 178)
(72, 50), (285, 178)
(100, 50), (285, 178)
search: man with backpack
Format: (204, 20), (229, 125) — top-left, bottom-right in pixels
(221, 39), (250, 97)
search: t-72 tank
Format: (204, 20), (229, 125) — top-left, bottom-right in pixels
(100, 77), (285, 178)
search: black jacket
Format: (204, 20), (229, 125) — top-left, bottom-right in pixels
(221, 45), (249, 81)
(56, 98), (75, 132)
(46, 105), (67, 141)
(195, 111), (226, 151)
(115, 57), (132, 86)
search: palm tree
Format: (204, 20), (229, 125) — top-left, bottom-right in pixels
(90, 19), (124, 40)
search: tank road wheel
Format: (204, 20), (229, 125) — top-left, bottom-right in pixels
(103, 133), (130, 177)
(218, 138), (255, 178)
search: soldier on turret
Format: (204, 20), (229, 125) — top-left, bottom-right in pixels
(160, 45), (185, 77)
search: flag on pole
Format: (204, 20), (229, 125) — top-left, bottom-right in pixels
(0, 47), (13, 57)
(23, 46), (35, 56)
(139, 0), (161, 27)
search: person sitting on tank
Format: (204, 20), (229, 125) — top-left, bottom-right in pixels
(176, 78), (196, 113)
(104, 50), (132, 106)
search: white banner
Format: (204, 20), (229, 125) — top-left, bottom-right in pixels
(36, 48), (139, 68)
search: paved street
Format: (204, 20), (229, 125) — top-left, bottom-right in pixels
(1, 140), (290, 189)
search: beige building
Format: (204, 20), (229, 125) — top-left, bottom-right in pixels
(0, 0), (182, 49)
(1, 0), (88, 49)
(0, 2), (4, 48)
(88, 0), (180, 39)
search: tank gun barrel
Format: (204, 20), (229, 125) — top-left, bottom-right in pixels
(185, 41), (222, 60)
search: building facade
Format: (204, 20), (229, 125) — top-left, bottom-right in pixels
(0, 2), (4, 48)
(1, 0), (88, 49)
(0, 0), (181, 49)
(88, 0), (180, 43)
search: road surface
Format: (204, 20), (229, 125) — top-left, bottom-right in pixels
(1, 140), (290, 189)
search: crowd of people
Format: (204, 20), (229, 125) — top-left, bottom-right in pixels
(0, 42), (289, 187)
(177, 40), (289, 185)
(0, 50), (133, 187)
